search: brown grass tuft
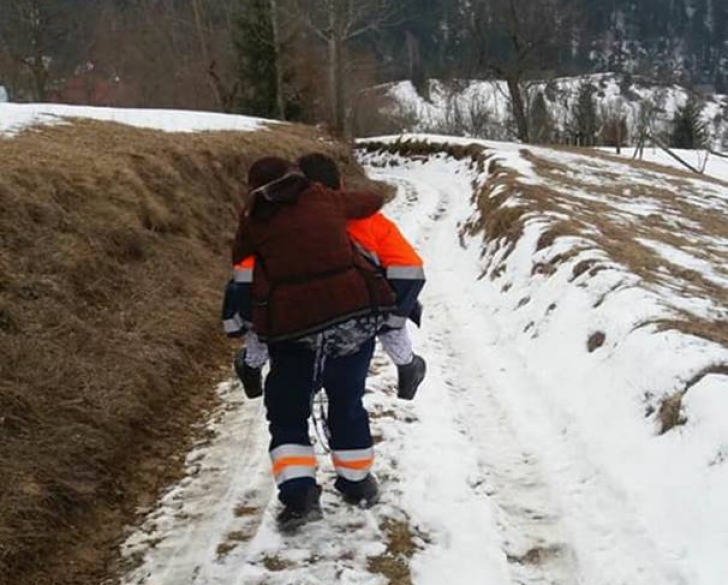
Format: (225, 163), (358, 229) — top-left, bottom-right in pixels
(262, 554), (296, 572)
(507, 545), (565, 566)
(657, 363), (728, 433)
(367, 518), (423, 585)
(587, 331), (606, 352)
(658, 393), (689, 433)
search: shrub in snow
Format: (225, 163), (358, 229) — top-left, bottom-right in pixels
(670, 97), (708, 149)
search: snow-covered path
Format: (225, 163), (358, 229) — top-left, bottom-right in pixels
(119, 156), (698, 585)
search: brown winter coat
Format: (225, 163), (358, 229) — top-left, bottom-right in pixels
(233, 179), (396, 343)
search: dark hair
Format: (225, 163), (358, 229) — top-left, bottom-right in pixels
(297, 153), (341, 190)
(248, 156), (293, 189)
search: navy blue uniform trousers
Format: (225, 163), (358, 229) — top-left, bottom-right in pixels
(265, 337), (376, 505)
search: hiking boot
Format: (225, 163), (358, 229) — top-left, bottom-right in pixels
(335, 474), (380, 508)
(234, 349), (263, 399)
(276, 484), (323, 532)
(397, 354), (426, 400)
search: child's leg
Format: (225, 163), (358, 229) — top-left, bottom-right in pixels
(244, 331), (269, 368)
(378, 326), (414, 366)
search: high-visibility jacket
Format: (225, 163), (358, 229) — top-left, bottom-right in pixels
(222, 212), (425, 337)
(346, 213), (424, 329)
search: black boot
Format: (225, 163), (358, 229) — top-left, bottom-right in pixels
(397, 354), (426, 400)
(335, 474), (380, 508)
(276, 484), (323, 532)
(234, 348), (263, 399)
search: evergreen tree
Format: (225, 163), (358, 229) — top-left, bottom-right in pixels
(235, 0), (279, 118)
(671, 97), (708, 149)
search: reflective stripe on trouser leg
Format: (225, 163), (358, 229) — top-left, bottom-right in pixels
(332, 448), (374, 482)
(270, 444), (317, 485)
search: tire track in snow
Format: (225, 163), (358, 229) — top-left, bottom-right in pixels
(120, 383), (273, 585)
(372, 165), (579, 585)
(369, 156), (690, 585)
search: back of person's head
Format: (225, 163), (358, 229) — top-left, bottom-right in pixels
(297, 153), (341, 190)
(248, 156), (293, 190)
(245, 156), (310, 221)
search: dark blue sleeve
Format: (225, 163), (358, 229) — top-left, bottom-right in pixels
(221, 279), (253, 337)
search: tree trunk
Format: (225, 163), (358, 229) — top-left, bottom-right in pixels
(328, 3), (346, 137)
(269, 0), (285, 120)
(506, 75), (529, 143)
(29, 56), (48, 102)
(208, 61), (238, 113)
(191, 0), (222, 111)
(333, 34), (346, 136)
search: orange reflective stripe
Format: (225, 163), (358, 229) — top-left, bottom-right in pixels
(332, 456), (374, 471)
(272, 456), (317, 477)
(233, 256), (256, 270)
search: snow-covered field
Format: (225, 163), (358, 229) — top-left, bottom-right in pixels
(378, 73), (728, 148)
(117, 132), (727, 585)
(0, 103), (273, 136)
(607, 146), (728, 182)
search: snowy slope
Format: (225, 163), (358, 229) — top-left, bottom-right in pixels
(0, 103), (274, 136)
(378, 74), (728, 147)
(359, 137), (728, 585)
(117, 135), (727, 585)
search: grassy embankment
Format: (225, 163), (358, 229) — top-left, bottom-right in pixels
(0, 119), (378, 585)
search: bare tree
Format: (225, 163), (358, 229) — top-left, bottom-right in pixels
(269, 0), (286, 119)
(190, 0), (241, 112)
(0, 0), (76, 101)
(292, 0), (402, 136)
(471, 0), (577, 143)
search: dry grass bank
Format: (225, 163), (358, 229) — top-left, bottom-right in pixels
(0, 119), (372, 585)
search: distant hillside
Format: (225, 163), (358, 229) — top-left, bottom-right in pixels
(356, 73), (728, 149)
(376, 0), (728, 92)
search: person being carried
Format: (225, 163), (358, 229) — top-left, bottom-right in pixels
(224, 153), (427, 401)
(230, 156), (396, 530)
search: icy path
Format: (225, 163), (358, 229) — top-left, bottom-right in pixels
(119, 157), (691, 585)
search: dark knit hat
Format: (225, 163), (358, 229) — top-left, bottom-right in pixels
(298, 153), (341, 190)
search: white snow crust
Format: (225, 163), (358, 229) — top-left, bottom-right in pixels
(0, 103), (273, 136)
